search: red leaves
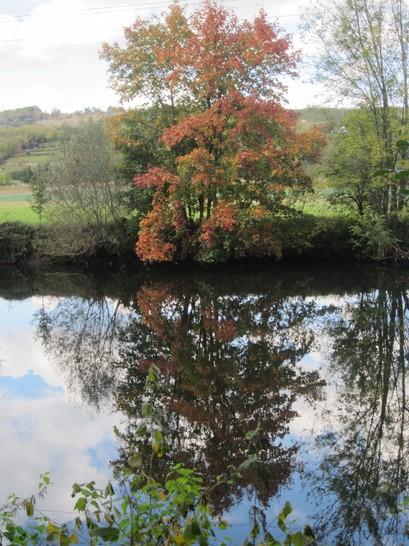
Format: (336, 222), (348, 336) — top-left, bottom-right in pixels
(134, 167), (179, 190)
(103, 1), (324, 262)
(135, 195), (177, 262)
(199, 201), (237, 248)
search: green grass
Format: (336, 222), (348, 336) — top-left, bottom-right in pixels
(0, 202), (39, 224)
(301, 200), (342, 218)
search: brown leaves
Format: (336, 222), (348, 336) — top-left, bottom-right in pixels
(103, 1), (324, 263)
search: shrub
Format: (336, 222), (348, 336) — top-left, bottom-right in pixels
(0, 222), (36, 263)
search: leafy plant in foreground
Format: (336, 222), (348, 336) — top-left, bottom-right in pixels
(0, 368), (316, 545)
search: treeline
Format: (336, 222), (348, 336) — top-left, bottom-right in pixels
(0, 105), (121, 128)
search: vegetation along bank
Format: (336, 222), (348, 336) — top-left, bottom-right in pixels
(1, 0), (409, 265)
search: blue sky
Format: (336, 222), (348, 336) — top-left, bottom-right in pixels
(0, 295), (120, 517)
(0, 0), (325, 112)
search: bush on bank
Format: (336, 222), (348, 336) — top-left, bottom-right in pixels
(0, 216), (360, 265)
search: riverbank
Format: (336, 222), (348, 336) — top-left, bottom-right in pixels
(3, 212), (409, 267)
(0, 215), (361, 266)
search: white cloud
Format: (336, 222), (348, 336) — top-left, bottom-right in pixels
(0, 392), (120, 516)
(0, 0), (326, 112)
(0, 296), (122, 516)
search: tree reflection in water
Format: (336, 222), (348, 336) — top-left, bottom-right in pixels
(115, 281), (324, 512)
(35, 296), (126, 407)
(35, 276), (325, 515)
(311, 287), (409, 545)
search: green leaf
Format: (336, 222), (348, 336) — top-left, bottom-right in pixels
(104, 483), (115, 497)
(71, 483), (81, 496)
(61, 533), (80, 545)
(183, 520), (202, 542)
(250, 522), (260, 538)
(396, 139), (409, 150)
(129, 453), (142, 469)
(141, 402), (153, 418)
(46, 521), (61, 540)
(74, 498), (87, 512)
(394, 169), (409, 180)
(303, 525), (315, 539)
(264, 531), (281, 546)
(278, 501), (292, 532)
(218, 519), (229, 530)
(25, 499), (34, 517)
(91, 527), (120, 541)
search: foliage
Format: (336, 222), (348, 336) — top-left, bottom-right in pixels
(102, 1), (323, 263)
(349, 211), (398, 260)
(304, 0), (409, 224)
(323, 109), (384, 215)
(106, 106), (177, 235)
(0, 367), (316, 545)
(0, 106), (47, 128)
(0, 222), (36, 263)
(10, 166), (35, 184)
(43, 120), (128, 257)
(0, 172), (12, 186)
(0, 123), (58, 165)
(310, 284), (409, 543)
(29, 164), (49, 225)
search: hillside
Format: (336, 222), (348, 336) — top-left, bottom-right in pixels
(0, 106), (120, 222)
(0, 106), (120, 185)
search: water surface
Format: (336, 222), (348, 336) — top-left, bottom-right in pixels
(0, 263), (408, 545)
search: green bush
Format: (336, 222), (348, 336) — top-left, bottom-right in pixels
(0, 172), (12, 186)
(0, 222), (36, 263)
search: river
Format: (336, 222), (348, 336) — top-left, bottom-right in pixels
(0, 262), (408, 545)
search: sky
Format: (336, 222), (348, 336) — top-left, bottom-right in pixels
(0, 0), (326, 113)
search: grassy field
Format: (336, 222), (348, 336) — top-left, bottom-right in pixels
(0, 204), (39, 224)
(300, 198), (342, 218)
(0, 187), (340, 225)
(0, 141), (57, 223)
(0, 186), (39, 223)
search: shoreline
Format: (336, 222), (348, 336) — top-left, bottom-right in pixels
(0, 214), (407, 268)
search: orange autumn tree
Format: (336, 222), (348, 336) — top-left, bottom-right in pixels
(102, 1), (322, 263)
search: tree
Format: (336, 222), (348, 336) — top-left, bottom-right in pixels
(44, 119), (127, 257)
(34, 272), (325, 514)
(310, 283), (409, 543)
(304, 0), (409, 217)
(29, 164), (48, 224)
(105, 105), (177, 235)
(324, 109), (383, 215)
(102, 1), (323, 263)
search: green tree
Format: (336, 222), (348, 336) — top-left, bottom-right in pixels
(324, 109), (383, 215)
(306, 0), (409, 257)
(29, 164), (48, 225)
(310, 283), (409, 543)
(44, 119), (127, 257)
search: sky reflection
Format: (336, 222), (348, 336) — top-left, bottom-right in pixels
(0, 297), (121, 521)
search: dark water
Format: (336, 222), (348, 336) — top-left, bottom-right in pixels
(1, 263), (409, 545)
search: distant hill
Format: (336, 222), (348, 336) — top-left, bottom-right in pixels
(0, 106), (48, 128)
(0, 106), (121, 184)
(0, 105), (123, 128)
(295, 107), (351, 133)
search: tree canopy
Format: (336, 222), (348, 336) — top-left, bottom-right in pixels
(102, 1), (323, 263)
